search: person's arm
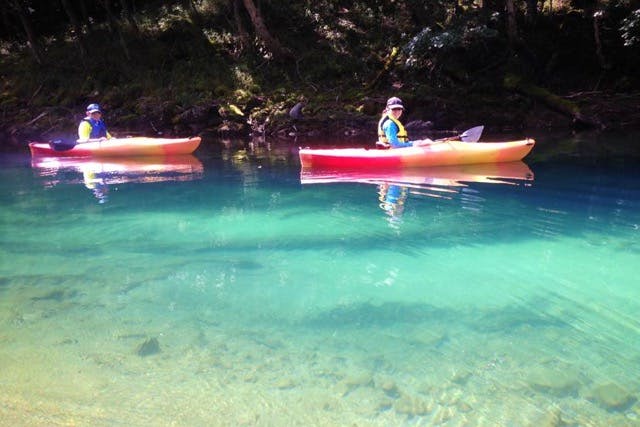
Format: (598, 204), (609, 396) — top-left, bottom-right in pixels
(78, 121), (92, 140)
(383, 121), (413, 148)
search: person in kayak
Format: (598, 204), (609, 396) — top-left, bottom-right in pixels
(377, 97), (432, 148)
(78, 103), (112, 141)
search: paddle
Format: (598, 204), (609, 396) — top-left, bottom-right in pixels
(376, 125), (484, 149)
(409, 125), (484, 147)
(436, 125), (484, 143)
(49, 138), (108, 152)
(49, 139), (77, 151)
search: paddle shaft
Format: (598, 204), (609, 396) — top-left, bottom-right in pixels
(49, 137), (110, 152)
(418, 125), (484, 145)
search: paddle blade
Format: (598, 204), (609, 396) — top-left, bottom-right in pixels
(459, 126), (484, 143)
(49, 139), (77, 151)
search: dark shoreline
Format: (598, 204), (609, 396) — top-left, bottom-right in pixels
(3, 89), (640, 154)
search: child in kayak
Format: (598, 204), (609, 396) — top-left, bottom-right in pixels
(377, 97), (432, 148)
(78, 103), (112, 141)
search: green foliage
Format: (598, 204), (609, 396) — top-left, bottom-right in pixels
(2, 0), (640, 137)
(404, 21), (498, 59)
(621, 9), (640, 46)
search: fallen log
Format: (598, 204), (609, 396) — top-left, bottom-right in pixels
(504, 74), (604, 129)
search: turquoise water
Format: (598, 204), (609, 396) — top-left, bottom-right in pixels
(1, 146), (639, 425)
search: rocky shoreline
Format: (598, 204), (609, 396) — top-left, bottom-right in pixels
(2, 90), (640, 152)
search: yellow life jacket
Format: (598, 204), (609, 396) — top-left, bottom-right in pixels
(377, 114), (408, 147)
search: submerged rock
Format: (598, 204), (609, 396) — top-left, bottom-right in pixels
(451, 369), (472, 385)
(377, 377), (400, 398)
(274, 377), (296, 389)
(527, 367), (580, 396)
(394, 393), (435, 416)
(590, 383), (636, 411)
(530, 407), (563, 427)
(137, 337), (161, 357)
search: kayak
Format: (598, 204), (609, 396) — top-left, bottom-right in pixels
(299, 138), (535, 169)
(300, 161), (534, 187)
(29, 136), (201, 157)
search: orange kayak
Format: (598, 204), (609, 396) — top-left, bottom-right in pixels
(29, 136), (201, 157)
(299, 139), (535, 169)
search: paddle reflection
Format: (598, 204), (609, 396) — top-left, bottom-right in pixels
(301, 161), (534, 227)
(31, 155), (204, 203)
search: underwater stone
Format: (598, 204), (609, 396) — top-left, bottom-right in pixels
(339, 373), (374, 397)
(530, 408), (563, 427)
(274, 377), (296, 389)
(377, 378), (400, 398)
(394, 394), (434, 416)
(451, 369), (472, 385)
(431, 405), (455, 424)
(457, 400), (473, 413)
(137, 337), (161, 357)
(527, 368), (580, 396)
(343, 372), (374, 388)
(591, 383), (636, 411)
(413, 330), (448, 347)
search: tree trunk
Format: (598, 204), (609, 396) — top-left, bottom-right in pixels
(593, 11), (609, 70)
(366, 47), (399, 90)
(233, 0), (250, 54)
(121, 0), (140, 35)
(525, 0), (537, 24)
(481, 0), (505, 14)
(1, 6), (16, 38)
(505, 0), (519, 47)
(102, 0), (131, 60)
(241, 0), (291, 60)
(504, 74), (603, 128)
(59, 0), (88, 59)
(183, 0), (203, 27)
(77, 0), (93, 35)
(10, 0), (43, 65)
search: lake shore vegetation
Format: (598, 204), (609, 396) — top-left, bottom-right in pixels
(1, 0), (640, 149)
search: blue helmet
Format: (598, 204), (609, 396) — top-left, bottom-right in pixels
(86, 103), (102, 113)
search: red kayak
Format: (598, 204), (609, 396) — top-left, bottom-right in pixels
(299, 139), (535, 169)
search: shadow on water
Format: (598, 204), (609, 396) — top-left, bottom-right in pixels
(302, 300), (570, 333)
(31, 289), (78, 302)
(304, 301), (450, 328)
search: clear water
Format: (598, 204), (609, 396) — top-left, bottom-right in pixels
(1, 144), (639, 426)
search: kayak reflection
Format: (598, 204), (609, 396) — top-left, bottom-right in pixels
(301, 161), (534, 227)
(31, 155), (204, 203)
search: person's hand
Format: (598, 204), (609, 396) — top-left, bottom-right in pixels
(415, 139), (434, 146)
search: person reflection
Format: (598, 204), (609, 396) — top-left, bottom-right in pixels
(378, 183), (409, 228)
(82, 170), (109, 204)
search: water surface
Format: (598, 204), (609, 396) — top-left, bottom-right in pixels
(1, 140), (639, 425)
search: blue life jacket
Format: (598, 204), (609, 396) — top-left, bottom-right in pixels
(82, 117), (109, 138)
